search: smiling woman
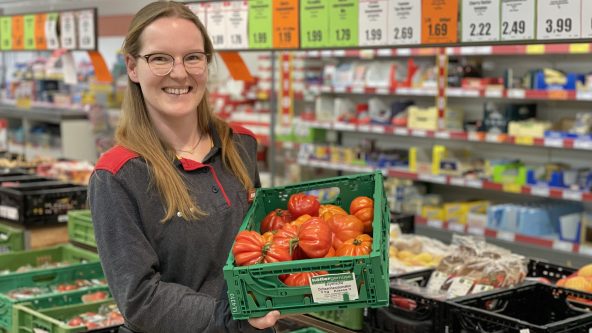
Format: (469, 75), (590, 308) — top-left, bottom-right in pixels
(87, 2), (279, 333)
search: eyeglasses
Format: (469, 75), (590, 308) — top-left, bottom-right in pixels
(138, 52), (209, 76)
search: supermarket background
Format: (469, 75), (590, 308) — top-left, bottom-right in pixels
(1, 0), (592, 332)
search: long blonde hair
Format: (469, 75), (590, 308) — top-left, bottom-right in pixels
(117, 1), (253, 221)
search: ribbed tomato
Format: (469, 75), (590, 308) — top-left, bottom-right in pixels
(327, 214), (364, 249)
(336, 234), (373, 257)
(290, 214), (312, 230)
(287, 193), (320, 218)
(297, 217), (332, 258)
(262, 242), (292, 264)
(349, 196), (374, 234)
(232, 230), (265, 266)
(261, 231), (275, 244)
(319, 204), (347, 221)
(260, 208), (293, 233)
(283, 271), (329, 287)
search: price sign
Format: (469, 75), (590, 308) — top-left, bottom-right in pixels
(34, 14), (47, 49)
(501, 0), (535, 41)
(0, 17), (12, 50)
(359, 0), (388, 46)
(23, 15), (35, 50)
(207, 3), (227, 49)
(300, 0), (329, 48)
(45, 13), (59, 50)
(388, 0), (421, 45)
(462, 0), (500, 42)
(77, 10), (95, 50)
(421, 0), (459, 44)
(227, 1), (249, 49)
(186, 3), (207, 26)
(273, 0), (299, 48)
(329, 0), (358, 47)
(12, 16), (24, 50)
(537, 0), (580, 40)
(582, 0), (592, 38)
(60, 11), (76, 49)
(248, 0), (272, 48)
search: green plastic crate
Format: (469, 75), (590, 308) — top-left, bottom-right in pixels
(67, 210), (96, 249)
(14, 298), (119, 333)
(0, 222), (24, 253)
(308, 308), (364, 330)
(0, 244), (104, 330)
(289, 328), (327, 333)
(223, 172), (390, 319)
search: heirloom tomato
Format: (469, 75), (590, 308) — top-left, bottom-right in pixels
(261, 231), (275, 244)
(260, 208), (293, 233)
(283, 271), (328, 287)
(319, 204), (347, 221)
(297, 217), (332, 258)
(328, 214), (364, 249)
(287, 193), (320, 218)
(336, 234), (373, 257)
(290, 214), (312, 230)
(349, 196), (374, 234)
(232, 231), (265, 266)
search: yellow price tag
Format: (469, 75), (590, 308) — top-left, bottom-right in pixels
(548, 90), (568, 100)
(503, 183), (522, 193)
(569, 43), (590, 54)
(526, 44), (544, 54)
(16, 97), (31, 109)
(515, 136), (534, 145)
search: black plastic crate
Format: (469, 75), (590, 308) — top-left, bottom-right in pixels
(527, 259), (577, 283)
(364, 306), (433, 333)
(446, 282), (592, 333)
(0, 168), (29, 177)
(0, 180), (87, 225)
(0, 175), (53, 187)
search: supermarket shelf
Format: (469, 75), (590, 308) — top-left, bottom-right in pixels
(311, 85), (592, 102)
(8, 143), (63, 160)
(0, 104), (88, 124)
(388, 168), (592, 203)
(303, 120), (592, 151)
(415, 220), (591, 268)
(297, 158), (376, 174)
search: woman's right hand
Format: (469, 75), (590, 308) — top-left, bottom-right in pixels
(247, 310), (281, 329)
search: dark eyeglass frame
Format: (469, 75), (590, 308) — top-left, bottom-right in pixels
(137, 51), (210, 76)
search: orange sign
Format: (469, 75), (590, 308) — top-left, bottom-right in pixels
(273, 0), (299, 48)
(35, 14), (47, 49)
(12, 16), (24, 50)
(87, 51), (113, 83)
(421, 0), (458, 44)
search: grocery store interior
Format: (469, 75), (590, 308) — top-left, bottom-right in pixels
(1, 0), (592, 332)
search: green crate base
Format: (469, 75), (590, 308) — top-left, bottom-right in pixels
(224, 172), (390, 319)
(308, 308), (364, 330)
(0, 222), (24, 253)
(289, 328), (327, 333)
(14, 298), (118, 333)
(67, 210), (96, 249)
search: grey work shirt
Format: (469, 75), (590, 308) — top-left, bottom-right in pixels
(89, 125), (268, 333)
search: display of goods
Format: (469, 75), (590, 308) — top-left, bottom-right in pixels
(223, 172), (389, 319)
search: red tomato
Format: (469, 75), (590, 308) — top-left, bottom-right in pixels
(336, 234), (373, 257)
(349, 196), (374, 233)
(288, 193), (320, 218)
(297, 217), (332, 258)
(67, 317), (83, 327)
(262, 242), (292, 263)
(283, 271), (328, 287)
(327, 214), (364, 249)
(81, 291), (108, 303)
(260, 209), (293, 233)
(272, 223), (299, 250)
(319, 204), (347, 221)
(232, 230), (265, 266)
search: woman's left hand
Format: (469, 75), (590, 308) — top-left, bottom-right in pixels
(247, 310), (281, 329)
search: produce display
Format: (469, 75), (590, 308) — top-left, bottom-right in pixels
(6, 279), (107, 300)
(389, 225), (450, 275)
(0, 260), (85, 275)
(65, 302), (124, 330)
(231, 193), (375, 286)
(556, 264), (592, 293)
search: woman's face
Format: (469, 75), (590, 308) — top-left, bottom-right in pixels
(126, 17), (207, 123)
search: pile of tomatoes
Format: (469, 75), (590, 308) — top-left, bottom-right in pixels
(232, 193), (375, 286)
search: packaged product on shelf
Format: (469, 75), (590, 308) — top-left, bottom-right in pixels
(480, 102), (537, 134)
(389, 231), (451, 275)
(364, 62), (394, 89)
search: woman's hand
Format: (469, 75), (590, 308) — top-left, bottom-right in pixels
(247, 310), (281, 329)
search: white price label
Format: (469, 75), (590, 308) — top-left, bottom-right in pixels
(187, 3), (207, 26)
(371, 125), (386, 133)
(577, 91), (592, 100)
(462, 0), (500, 42)
(76, 10), (95, 50)
(427, 220), (444, 228)
(388, 0), (421, 45)
(435, 131), (451, 139)
(412, 129), (427, 137)
(394, 127), (408, 135)
(579, 246), (592, 256)
(352, 86), (364, 93)
(466, 179), (483, 188)
(359, 0), (388, 46)
(60, 12), (77, 49)
(310, 273), (359, 304)
(531, 186), (550, 197)
(0, 205), (18, 220)
(468, 132), (481, 141)
(485, 88), (503, 98)
(377, 48), (392, 56)
(583, 0), (592, 38)
(563, 190), (583, 201)
(449, 222), (465, 233)
(574, 140), (592, 150)
(468, 227), (485, 236)
(431, 175), (447, 184)
(58, 214), (68, 223)
(486, 133), (500, 142)
(447, 277), (475, 298)
(497, 231), (515, 242)
(426, 271), (448, 293)
(507, 89), (525, 99)
(226, 1), (249, 49)
(45, 14), (59, 50)
(552, 240), (573, 252)
(501, 0), (535, 41)
(207, 3), (227, 49)
(536, 0), (580, 40)
(358, 124), (370, 132)
(450, 177), (466, 186)
(544, 138), (564, 147)
(520, 329), (531, 333)
(472, 284), (494, 294)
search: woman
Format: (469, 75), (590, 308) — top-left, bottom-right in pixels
(89, 2), (279, 332)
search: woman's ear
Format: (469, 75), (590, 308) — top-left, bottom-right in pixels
(126, 54), (139, 83)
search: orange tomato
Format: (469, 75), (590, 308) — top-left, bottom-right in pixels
(327, 214), (364, 249)
(319, 204), (348, 221)
(350, 196), (374, 234)
(336, 234), (373, 257)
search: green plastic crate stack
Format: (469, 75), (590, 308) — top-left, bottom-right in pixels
(14, 298), (120, 333)
(0, 222), (24, 253)
(223, 171), (390, 319)
(308, 308), (364, 330)
(0, 244), (106, 332)
(67, 210), (96, 249)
